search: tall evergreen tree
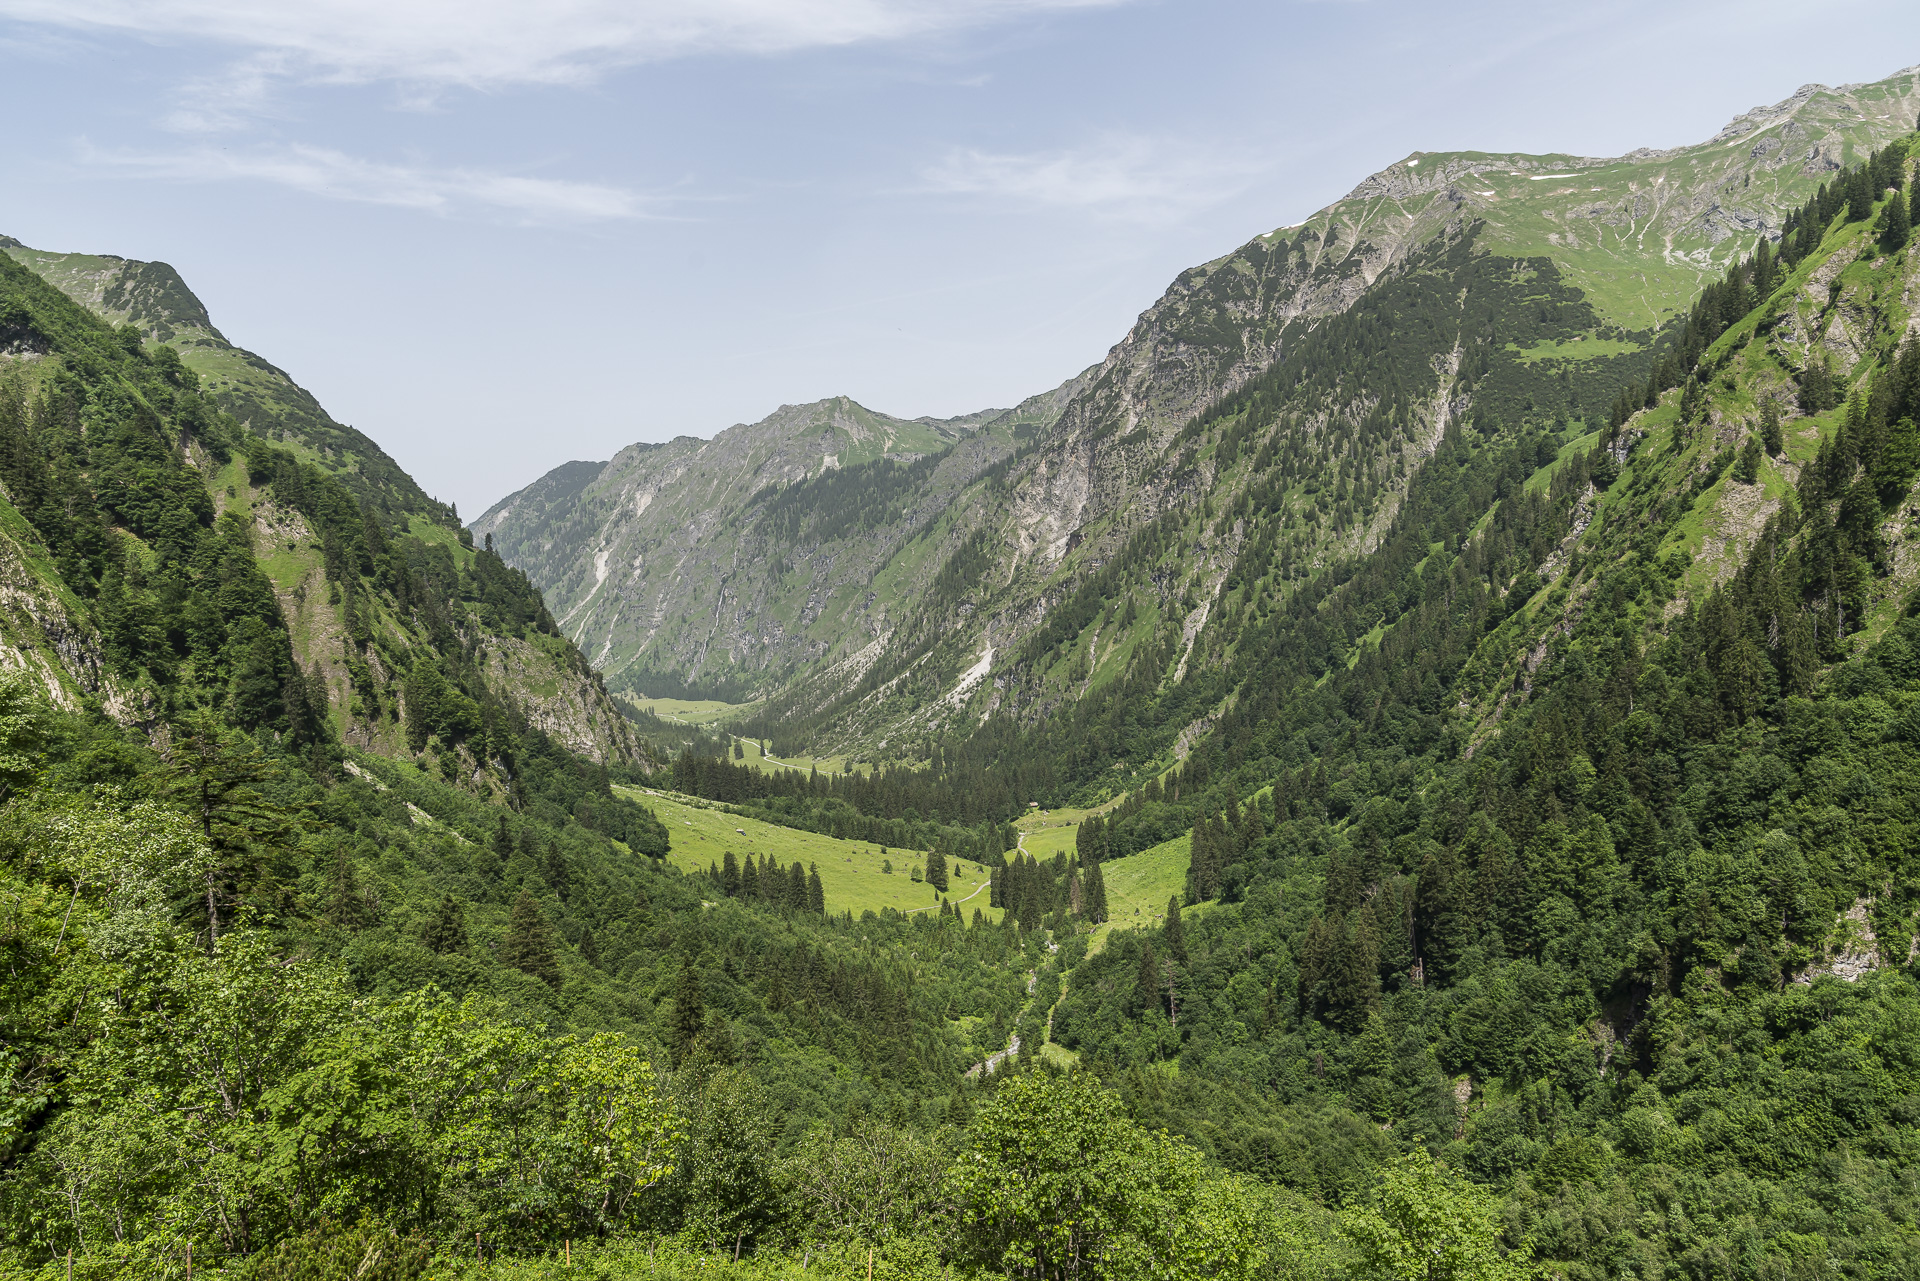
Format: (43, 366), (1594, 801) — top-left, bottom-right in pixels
(808, 864), (825, 913)
(419, 893), (467, 953)
(671, 957), (707, 1067)
(1084, 859), (1109, 924)
(501, 888), (561, 989)
(1134, 942), (1160, 1015)
(926, 848), (949, 893)
(1883, 179), (1913, 251)
(1164, 895), (1187, 964)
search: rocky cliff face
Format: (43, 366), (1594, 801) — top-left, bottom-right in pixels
(475, 379), (1090, 694)
(480, 68), (1920, 753)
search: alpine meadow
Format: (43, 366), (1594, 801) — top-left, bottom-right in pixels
(9, 56), (1920, 1281)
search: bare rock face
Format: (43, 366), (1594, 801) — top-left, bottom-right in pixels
(479, 67), (1920, 750)
(475, 382), (1089, 693)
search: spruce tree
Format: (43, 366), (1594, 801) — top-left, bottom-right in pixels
(671, 958), (707, 1067)
(1760, 398), (1784, 456)
(926, 849), (949, 893)
(741, 854), (759, 900)
(420, 893), (467, 953)
(1085, 860), (1109, 924)
(501, 888), (561, 989)
(1883, 181), (1913, 251)
(722, 849), (740, 897)
(329, 849), (372, 930)
(1135, 942), (1160, 1015)
(808, 865), (825, 913)
(1164, 895), (1187, 963)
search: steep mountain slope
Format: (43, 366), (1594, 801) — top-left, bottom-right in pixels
(482, 68), (1920, 751)
(474, 375), (1090, 694)
(0, 242), (639, 768)
(1, 236), (451, 525)
(642, 130), (1920, 1280)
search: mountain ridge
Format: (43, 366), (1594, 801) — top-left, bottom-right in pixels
(480, 65), (1920, 748)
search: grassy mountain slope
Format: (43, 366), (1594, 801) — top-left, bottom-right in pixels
(1, 236), (453, 526)
(0, 227), (1068, 1274)
(481, 69), (1920, 766)
(474, 375), (1092, 695)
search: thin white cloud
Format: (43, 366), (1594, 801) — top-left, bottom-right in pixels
(918, 135), (1260, 220)
(0, 0), (1123, 88)
(84, 142), (659, 223)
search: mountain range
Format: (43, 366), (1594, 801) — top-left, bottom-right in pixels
(9, 58), (1920, 1281)
(478, 67), (1920, 769)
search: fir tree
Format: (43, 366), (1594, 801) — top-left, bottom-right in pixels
(501, 889), (561, 989)
(1734, 435), (1763, 484)
(926, 848), (949, 893)
(722, 849), (740, 897)
(808, 865), (825, 913)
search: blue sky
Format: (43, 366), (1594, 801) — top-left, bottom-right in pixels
(1, 0), (1917, 516)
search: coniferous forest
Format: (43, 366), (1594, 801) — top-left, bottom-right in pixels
(6, 89), (1920, 1281)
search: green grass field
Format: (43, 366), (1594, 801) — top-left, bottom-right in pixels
(1091, 833), (1198, 947)
(625, 696), (750, 725)
(616, 785), (998, 920)
(615, 782), (1197, 944)
(726, 735), (869, 779)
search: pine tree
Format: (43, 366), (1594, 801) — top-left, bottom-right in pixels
(1734, 435), (1763, 484)
(722, 849), (740, 898)
(741, 854), (759, 900)
(926, 849), (949, 893)
(671, 958), (706, 1067)
(808, 865), (825, 913)
(501, 888), (561, 989)
(579, 927), (600, 968)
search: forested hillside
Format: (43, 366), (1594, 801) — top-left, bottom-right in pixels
(484, 70), (1920, 753)
(622, 124), (1920, 1281)
(7, 66), (1920, 1281)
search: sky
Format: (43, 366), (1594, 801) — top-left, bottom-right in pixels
(0, 2), (1917, 517)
